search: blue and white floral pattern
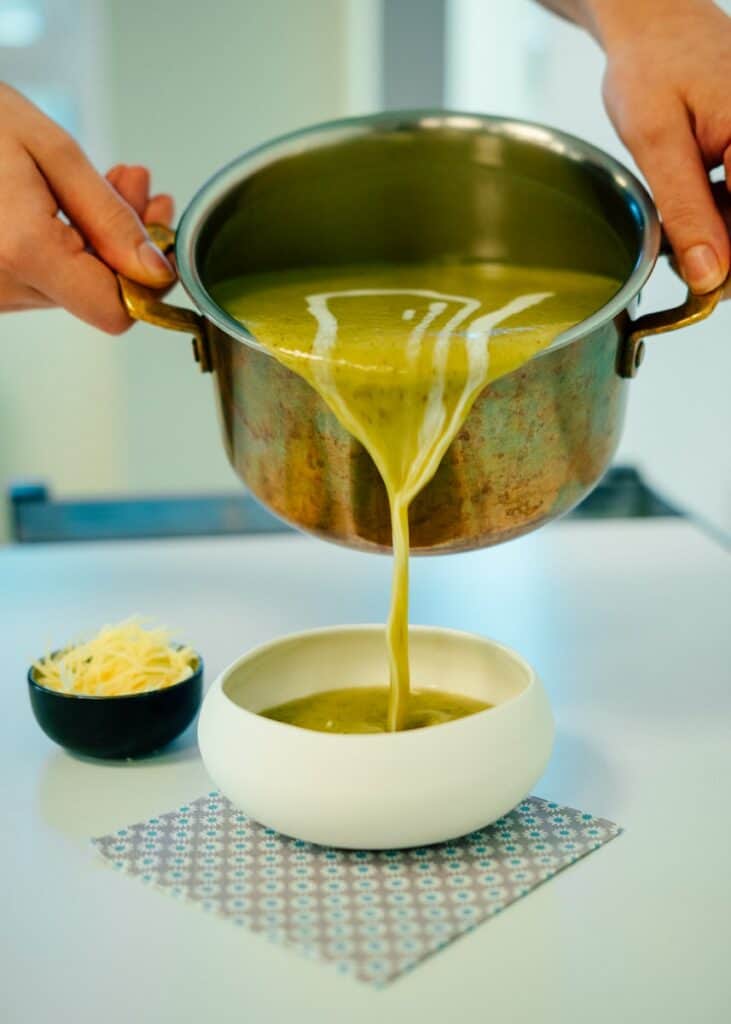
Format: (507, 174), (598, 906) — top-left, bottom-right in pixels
(93, 795), (620, 986)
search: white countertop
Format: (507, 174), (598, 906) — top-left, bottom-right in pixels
(1, 520), (729, 1023)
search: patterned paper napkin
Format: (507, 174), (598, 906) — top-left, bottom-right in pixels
(93, 792), (621, 986)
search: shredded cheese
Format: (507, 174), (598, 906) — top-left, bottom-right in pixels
(32, 618), (197, 697)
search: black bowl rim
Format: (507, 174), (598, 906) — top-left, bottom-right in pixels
(27, 649), (204, 702)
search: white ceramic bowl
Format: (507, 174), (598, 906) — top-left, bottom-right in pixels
(198, 625), (554, 849)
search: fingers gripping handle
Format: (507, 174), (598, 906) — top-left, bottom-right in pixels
(117, 224), (212, 372)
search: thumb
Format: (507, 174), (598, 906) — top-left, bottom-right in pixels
(625, 106), (729, 294)
(31, 135), (174, 286)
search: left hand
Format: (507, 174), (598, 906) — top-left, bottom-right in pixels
(106, 164), (174, 236)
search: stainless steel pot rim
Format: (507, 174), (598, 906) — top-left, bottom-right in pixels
(176, 109), (661, 359)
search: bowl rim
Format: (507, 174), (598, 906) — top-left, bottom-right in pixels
(27, 650), (204, 702)
(212, 623), (539, 741)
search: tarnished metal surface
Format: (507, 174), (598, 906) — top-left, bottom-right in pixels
(194, 111), (642, 553)
(211, 319), (627, 553)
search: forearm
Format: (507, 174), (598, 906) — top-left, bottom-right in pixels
(536, 0), (719, 51)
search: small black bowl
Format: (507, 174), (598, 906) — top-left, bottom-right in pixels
(28, 653), (204, 759)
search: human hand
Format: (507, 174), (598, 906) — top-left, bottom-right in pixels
(0, 83), (175, 333)
(590, 0), (731, 294)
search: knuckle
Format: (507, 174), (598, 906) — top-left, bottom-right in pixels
(99, 198), (141, 243)
(623, 116), (669, 152)
(98, 303), (132, 336)
(128, 164), (149, 181)
(660, 190), (709, 232)
(0, 224), (38, 273)
(48, 215), (83, 253)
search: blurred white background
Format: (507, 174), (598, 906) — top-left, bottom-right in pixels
(1, 0), (729, 539)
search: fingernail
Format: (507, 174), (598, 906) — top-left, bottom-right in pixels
(137, 240), (174, 283)
(681, 244), (722, 293)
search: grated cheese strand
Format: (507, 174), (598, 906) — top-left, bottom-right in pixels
(32, 617), (196, 697)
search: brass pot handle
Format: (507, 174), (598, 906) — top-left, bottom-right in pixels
(116, 224), (212, 372)
(619, 251), (726, 378)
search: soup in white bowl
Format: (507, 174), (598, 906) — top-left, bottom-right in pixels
(198, 625), (553, 849)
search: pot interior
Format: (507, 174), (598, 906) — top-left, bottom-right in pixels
(187, 114), (652, 315)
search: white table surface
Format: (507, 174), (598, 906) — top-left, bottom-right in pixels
(1, 519), (729, 1023)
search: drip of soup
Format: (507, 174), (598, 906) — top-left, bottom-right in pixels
(261, 686), (490, 734)
(213, 261), (619, 731)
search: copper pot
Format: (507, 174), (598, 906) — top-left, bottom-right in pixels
(120, 112), (724, 553)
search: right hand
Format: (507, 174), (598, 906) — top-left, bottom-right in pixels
(0, 83), (175, 333)
(583, 0), (731, 295)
